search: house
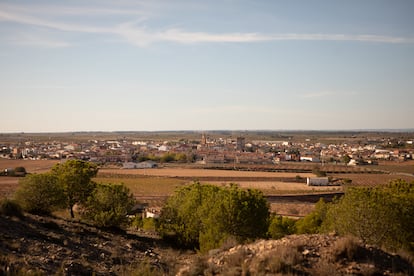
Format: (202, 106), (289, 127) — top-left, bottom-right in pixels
(307, 177), (330, 186)
(144, 208), (161, 219)
(300, 156), (320, 162)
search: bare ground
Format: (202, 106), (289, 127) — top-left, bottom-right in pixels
(0, 213), (189, 275)
(1, 213), (413, 276)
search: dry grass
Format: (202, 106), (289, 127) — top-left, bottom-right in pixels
(252, 243), (304, 275)
(331, 235), (364, 262)
(208, 180), (342, 193)
(270, 202), (315, 217)
(0, 159), (59, 173)
(93, 176), (188, 197)
(332, 173), (414, 186)
(99, 168), (314, 178)
(375, 160), (414, 174)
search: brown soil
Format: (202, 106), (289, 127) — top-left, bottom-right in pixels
(0, 213), (189, 275)
(0, 159), (59, 173)
(100, 168), (314, 178)
(2, 213), (413, 276)
(180, 235), (414, 276)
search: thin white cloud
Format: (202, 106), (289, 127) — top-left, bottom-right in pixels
(0, 10), (110, 33)
(0, 8), (412, 47)
(0, 3), (149, 16)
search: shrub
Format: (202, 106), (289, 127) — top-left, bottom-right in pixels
(323, 179), (414, 252)
(0, 198), (23, 217)
(268, 215), (296, 239)
(332, 235), (364, 262)
(14, 173), (65, 215)
(251, 243), (303, 275)
(130, 215), (143, 229)
(296, 198), (329, 234)
(158, 182), (270, 252)
(142, 218), (156, 231)
(82, 183), (135, 228)
(127, 259), (165, 276)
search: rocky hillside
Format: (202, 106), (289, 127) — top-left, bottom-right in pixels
(0, 213), (189, 275)
(180, 236), (414, 276)
(1, 213), (413, 275)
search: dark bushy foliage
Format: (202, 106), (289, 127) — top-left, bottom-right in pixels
(158, 182), (270, 252)
(268, 215), (296, 239)
(82, 183), (135, 228)
(0, 198), (23, 217)
(295, 198), (329, 234)
(323, 179), (414, 252)
(51, 160), (98, 218)
(14, 173), (65, 215)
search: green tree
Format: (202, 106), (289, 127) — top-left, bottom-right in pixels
(82, 183), (135, 228)
(14, 173), (65, 215)
(158, 182), (270, 252)
(51, 160), (98, 218)
(323, 180), (414, 252)
(160, 153), (176, 163)
(219, 184), (269, 241)
(268, 215), (297, 239)
(341, 155), (351, 164)
(296, 198), (330, 234)
(175, 153), (187, 163)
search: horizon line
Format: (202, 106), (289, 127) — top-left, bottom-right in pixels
(1, 128), (414, 134)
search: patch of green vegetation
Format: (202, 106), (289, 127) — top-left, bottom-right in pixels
(296, 179), (414, 254)
(0, 198), (23, 217)
(157, 182), (269, 252)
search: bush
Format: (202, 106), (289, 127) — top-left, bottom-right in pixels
(14, 173), (65, 215)
(142, 218), (156, 231)
(158, 182), (270, 252)
(332, 235), (364, 262)
(312, 166), (327, 177)
(323, 179), (414, 252)
(130, 215), (143, 229)
(82, 183), (135, 228)
(296, 198), (329, 234)
(0, 198), (23, 217)
(268, 215), (296, 239)
(253, 244), (303, 275)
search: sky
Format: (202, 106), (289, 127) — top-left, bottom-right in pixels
(1, 0), (413, 132)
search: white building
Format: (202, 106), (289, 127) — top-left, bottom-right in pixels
(307, 177), (330, 186)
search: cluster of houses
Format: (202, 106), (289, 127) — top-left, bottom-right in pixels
(1, 134), (413, 167)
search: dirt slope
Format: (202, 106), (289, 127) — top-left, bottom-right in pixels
(0, 213), (187, 275)
(180, 235), (414, 276)
(1, 213), (413, 275)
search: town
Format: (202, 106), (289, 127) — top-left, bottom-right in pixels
(1, 131), (413, 169)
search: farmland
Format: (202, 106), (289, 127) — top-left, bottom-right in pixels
(1, 158), (413, 217)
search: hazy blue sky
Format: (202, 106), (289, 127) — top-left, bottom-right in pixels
(1, 0), (413, 132)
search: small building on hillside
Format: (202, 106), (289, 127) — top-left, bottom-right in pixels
(307, 177), (330, 186)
